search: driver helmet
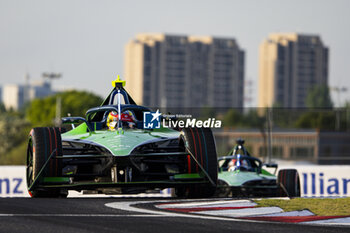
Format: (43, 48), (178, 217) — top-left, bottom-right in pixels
(228, 159), (237, 171)
(107, 111), (135, 130)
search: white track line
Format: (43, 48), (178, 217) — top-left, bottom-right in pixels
(254, 210), (314, 217)
(301, 217), (350, 226)
(105, 201), (258, 223)
(157, 202), (257, 209)
(105, 200), (350, 227)
(0, 214), (160, 217)
(105, 201), (175, 216)
(198, 207), (283, 217)
(68, 190), (170, 198)
(156, 200), (254, 208)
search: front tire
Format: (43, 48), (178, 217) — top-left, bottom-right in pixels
(174, 127), (218, 198)
(27, 127), (66, 198)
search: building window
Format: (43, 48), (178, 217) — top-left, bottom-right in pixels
(272, 146), (283, 158)
(290, 147), (314, 159)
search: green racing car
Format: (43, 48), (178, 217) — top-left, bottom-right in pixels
(26, 77), (218, 198)
(216, 139), (301, 198)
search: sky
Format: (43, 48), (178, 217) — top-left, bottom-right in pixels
(0, 0), (349, 106)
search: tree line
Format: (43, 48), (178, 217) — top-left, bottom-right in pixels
(0, 85), (348, 165)
(0, 90), (102, 165)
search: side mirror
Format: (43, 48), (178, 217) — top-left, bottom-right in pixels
(62, 117), (87, 124)
(263, 163), (278, 168)
(61, 117), (93, 133)
(263, 163), (278, 175)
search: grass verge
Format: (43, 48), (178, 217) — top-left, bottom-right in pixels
(254, 198), (350, 216)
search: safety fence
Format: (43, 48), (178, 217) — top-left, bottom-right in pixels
(1, 165), (350, 197)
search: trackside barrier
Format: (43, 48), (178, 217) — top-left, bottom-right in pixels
(0, 166), (30, 197)
(278, 165), (350, 197)
(1, 165), (350, 197)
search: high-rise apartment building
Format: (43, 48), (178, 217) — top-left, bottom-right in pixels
(124, 33), (244, 108)
(258, 33), (328, 108)
(3, 84), (26, 110)
(2, 79), (54, 110)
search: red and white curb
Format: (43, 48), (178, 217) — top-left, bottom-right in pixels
(154, 199), (350, 226)
(68, 189), (171, 198)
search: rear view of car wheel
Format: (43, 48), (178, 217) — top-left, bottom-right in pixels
(277, 169), (301, 197)
(175, 127), (218, 198)
(27, 127), (66, 198)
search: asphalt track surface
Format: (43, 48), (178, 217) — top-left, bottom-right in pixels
(0, 198), (348, 233)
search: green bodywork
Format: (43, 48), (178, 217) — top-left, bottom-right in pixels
(218, 140), (278, 190)
(62, 122), (180, 156)
(27, 82), (216, 196)
(218, 169), (276, 187)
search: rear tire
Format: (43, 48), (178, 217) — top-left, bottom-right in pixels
(175, 127), (218, 198)
(27, 127), (66, 198)
(277, 169), (300, 197)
